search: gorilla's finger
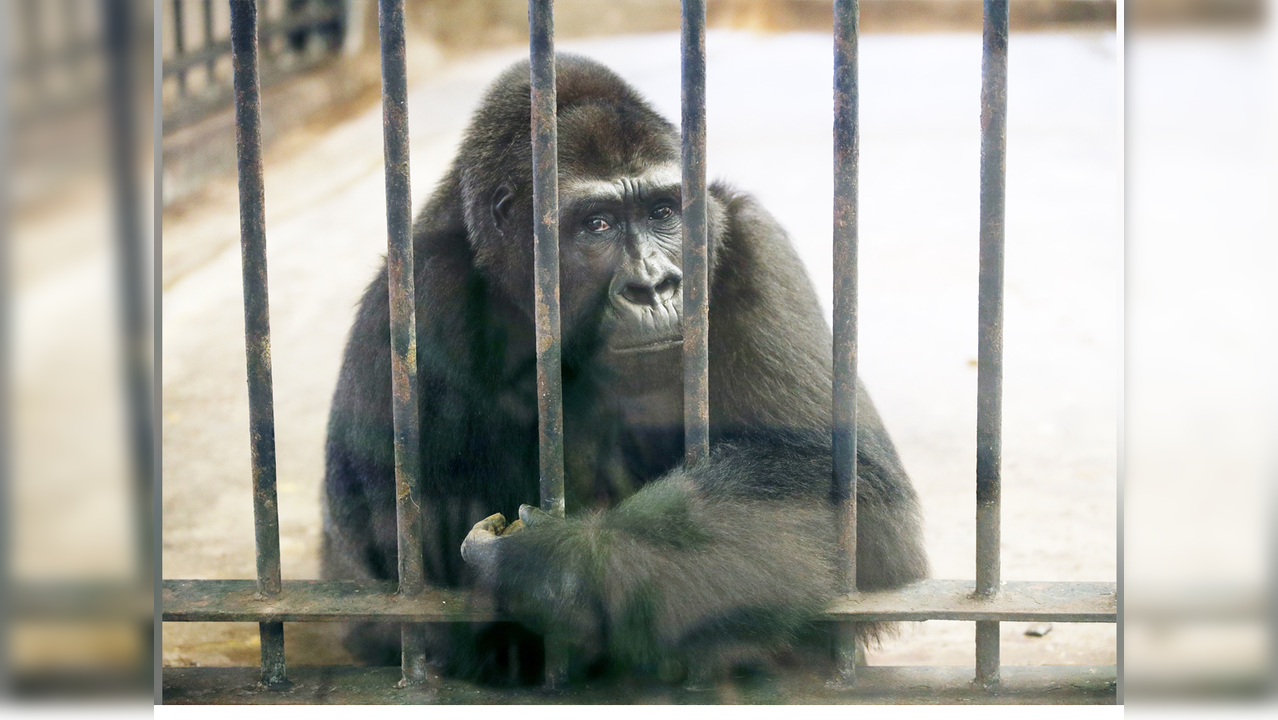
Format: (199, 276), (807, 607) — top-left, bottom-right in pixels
(501, 519), (526, 536)
(472, 512), (508, 536)
(519, 504), (557, 528)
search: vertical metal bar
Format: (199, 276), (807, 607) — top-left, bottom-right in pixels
(153, 0), (166, 698)
(228, 0), (287, 688)
(529, 0), (568, 688)
(975, 0), (1009, 689)
(103, 0), (155, 690)
(831, 0), (860, 685)
(529, 0), (564, 521)
(681, 0), (709, 466)
(0, 3), (11, 702)
(376, 0), (428, 689)
(172, 0), (188, 95)
(202, 0), (216, 84)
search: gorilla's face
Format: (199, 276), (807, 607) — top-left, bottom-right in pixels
(556, 166), (685, 390)
(469, 93), (693, 394)
(485, 165), (686, 393)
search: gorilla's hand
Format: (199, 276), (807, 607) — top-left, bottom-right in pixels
(461, 505), (564, 583)
(460, 512), (519, 583)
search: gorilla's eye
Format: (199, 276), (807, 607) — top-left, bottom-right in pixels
(650, 204), (675, 221)
(584, 216), (612, 234)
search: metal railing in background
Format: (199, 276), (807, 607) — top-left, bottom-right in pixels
(160, 0), (1117, 704)
(163, 0), (347, 131)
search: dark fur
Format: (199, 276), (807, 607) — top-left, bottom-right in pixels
(322, 56), (927, 684)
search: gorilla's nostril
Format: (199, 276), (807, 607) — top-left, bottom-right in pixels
(621, 283), (657, 306)
(654, 276), (680, 301)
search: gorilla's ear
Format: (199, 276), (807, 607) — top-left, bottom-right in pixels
(491, 184), (516, 229)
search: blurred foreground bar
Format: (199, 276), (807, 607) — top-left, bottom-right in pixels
(4, 0), (155, 701)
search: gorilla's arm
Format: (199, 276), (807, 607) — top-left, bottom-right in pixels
(461, 190), (927, 670)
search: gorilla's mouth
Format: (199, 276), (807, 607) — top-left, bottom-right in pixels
(609, 337), (683, 355)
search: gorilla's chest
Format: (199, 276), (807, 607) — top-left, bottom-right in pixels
(560, 387), (684, 513)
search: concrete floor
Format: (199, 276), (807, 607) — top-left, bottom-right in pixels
(161, 30), (1118, 669)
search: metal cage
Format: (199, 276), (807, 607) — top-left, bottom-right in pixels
(161, 0), (1117, 704)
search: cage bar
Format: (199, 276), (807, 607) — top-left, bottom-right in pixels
(530, 0), (565, 521)
(831, 0), (861, 685)
(681, 0), (709, 465)
(228, 0), (287, 688)
(975, 0), (1009, 688)
(102, 0), (156, 687)
(373, 0), (428, 689)
(529, 0), (569, 687)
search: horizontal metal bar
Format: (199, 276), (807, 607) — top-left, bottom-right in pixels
(163, 579), (1115, 624)
(162, 580), (490, 623)
(163, 665), (1116, 704)
(11, 581), (153, 621)
(828, 579), (1115, 622)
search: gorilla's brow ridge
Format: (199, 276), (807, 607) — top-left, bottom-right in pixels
(561, 167), (683, 210)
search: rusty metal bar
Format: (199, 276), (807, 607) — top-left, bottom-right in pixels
(529, 0), (565, 521)
(975, 0), (1009, 689)
(163, 664), (1118, 704)
(529, 0), (568, 689)
(228, 0), (286, 689)
(831, 0), (861, 684)
(681, 0), (709, 465)
(162, 578), (1117, 624)
(375, 0), (428, 689)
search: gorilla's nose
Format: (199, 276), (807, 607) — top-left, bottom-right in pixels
(619, 274), (681, 307)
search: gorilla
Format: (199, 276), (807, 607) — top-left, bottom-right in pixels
(322, 55), (927, 685)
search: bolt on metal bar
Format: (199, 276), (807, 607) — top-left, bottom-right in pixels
(831, 0), (861, 686)
(172, 0), (188, 95)
(375, 0), (428, 689)
(975, 0), (1009, 689)
(681, 0), (709, 466)
(530, 0), (565, 521)
(228, 0), (286, 688)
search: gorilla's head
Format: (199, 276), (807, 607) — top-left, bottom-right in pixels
(455, 55), (722, 391)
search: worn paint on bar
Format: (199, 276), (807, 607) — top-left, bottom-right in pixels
(975, 0), (1009, 688)
(228, 0), (286, 688)
(530, 0), (566, 521)
(681, 0), (709, 465)
(831, 0), (861, 685)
